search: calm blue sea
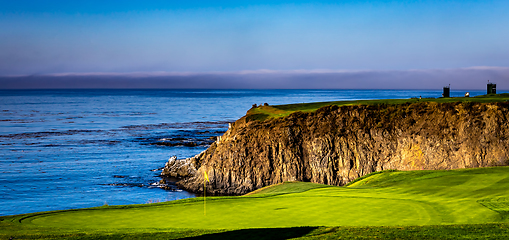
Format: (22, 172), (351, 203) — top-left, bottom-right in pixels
(0, 89), (496, 216)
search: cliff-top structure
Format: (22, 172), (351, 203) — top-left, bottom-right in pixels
(162, 94), (509, 195)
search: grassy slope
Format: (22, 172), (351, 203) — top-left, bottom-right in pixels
(3, 167), (509, 239)
(246, 93), (509, 121)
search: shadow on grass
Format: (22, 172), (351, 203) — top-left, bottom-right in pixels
(180, 227), (317, 240)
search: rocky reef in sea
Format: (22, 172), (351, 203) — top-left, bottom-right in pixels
(162, 101), (509, 195)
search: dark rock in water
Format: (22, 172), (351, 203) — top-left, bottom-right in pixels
(162, 101), (509, 195)
(149, 176), (182, 191)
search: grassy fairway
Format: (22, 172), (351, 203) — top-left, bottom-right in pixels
(247, 93), (509, 121)
(3, 167), (509, 239)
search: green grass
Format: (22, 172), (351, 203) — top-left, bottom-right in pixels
(3, 166), (509, 239)
(246, 93), (509, 121)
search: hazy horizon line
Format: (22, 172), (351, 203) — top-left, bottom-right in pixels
(1, 66), (507, 90)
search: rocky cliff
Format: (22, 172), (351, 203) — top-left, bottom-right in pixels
(162, 101), (509, 195)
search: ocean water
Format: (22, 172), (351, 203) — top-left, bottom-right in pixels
(0, 89), (493, 216)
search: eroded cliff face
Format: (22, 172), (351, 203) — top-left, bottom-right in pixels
(163, 101), (509, 195)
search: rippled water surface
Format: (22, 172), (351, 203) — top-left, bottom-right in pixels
(0, 89), (491, 216)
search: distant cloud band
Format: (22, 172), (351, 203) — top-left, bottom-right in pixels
(1, 67), (508, 89)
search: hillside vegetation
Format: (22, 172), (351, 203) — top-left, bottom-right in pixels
(3, 167), (509, 239)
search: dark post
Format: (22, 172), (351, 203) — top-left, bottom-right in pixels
(487, 82), (497, 94)
(443, 85), (450, 98)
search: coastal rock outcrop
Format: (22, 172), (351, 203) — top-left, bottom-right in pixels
(162, 101), (509, 195)
(161, 154), (201, 178)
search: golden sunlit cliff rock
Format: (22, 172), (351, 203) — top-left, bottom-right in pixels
(162, 101), (509, 195)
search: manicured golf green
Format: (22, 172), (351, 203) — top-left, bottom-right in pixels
(3, 166), (509, 239)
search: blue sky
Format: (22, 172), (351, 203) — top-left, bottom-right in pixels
(1, 0), (508, 88)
